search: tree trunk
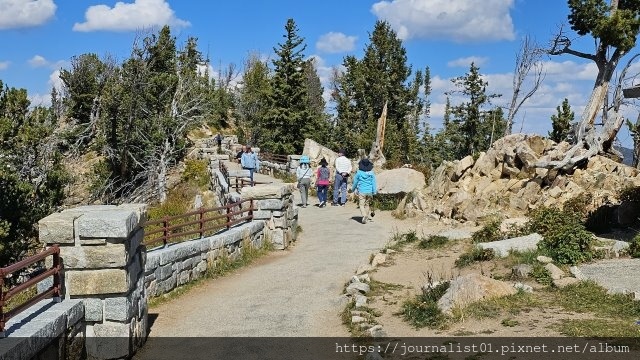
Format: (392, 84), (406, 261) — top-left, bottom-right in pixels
(158, 138), (170, 203)
(369, 101), (388, 167)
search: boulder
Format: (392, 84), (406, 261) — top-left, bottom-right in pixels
(377, 168), (426, 194)
(302, 138), (338, 167)
(437, 273), (517, 314)
(476, 233), (542, 257)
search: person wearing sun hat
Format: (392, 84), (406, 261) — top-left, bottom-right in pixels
(296, 155), (313, 208)
(351, 158), (377, 224)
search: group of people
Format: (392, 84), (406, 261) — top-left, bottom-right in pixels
(296, 149), (377, 224)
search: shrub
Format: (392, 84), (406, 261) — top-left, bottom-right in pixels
(527, 206), (595, 265)
(418, 235), (449, 249)
(401, 282), (450, 329)
(182, 159), (210, 189)
(455, 247), (495, 267)
(472, 215), (503, 243)
(628, 234), (640, 258)
(373, 193), (404, 211)
(562, 193), (593, 219)
(530, 263), (553, 286)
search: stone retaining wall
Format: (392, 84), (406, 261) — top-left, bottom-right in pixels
(0, 299), (84, 360)
(241, 184), (299, 250)
(35, 204), (149, 359)
(144, 221), (265, 298)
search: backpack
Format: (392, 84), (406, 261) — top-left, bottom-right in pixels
(318, 166), (330, 181)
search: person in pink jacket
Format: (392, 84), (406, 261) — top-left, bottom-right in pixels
(316, 158), (330, 207)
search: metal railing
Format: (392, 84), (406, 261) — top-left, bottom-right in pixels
(260, 152), (289, 165)
(0, 245), (61, 334)
(143, 199), (254, 247)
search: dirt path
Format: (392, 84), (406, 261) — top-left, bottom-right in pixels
(136, 165), (414, 357)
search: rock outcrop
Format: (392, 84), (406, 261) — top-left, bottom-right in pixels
(420, 134), (640, 222)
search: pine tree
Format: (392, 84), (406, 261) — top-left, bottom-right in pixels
(448, 63), (502, 159)
(238, 53), (271, 145)
(549, 98), (574, 143)
(332, 21), (424, 163)
(262, 19), (309, 154)
(303, 58), (331, 145)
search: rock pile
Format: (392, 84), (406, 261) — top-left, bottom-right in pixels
(420, 134), (640, 222)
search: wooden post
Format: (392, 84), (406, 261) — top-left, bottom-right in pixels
(162, 216), (169, 247)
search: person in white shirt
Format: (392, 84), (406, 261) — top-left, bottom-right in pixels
(332, 149), (352, 206)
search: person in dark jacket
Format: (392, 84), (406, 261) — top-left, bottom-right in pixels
(351, 158), (377, 224)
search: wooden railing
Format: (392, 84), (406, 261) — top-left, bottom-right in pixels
(219, 160), (229, 186)
(143, 199), (254, 247)
(0, 245), (61, 334)
(260, 152), (289, 165)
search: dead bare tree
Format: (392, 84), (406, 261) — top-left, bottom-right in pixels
(537, 52), (639, 170)
(504, 35), (545, 136)
(537, 0), (640, 169)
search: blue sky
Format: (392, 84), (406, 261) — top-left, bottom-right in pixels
(0, 0), (636, 147)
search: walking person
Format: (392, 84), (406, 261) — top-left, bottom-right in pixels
(296, 155), (312, 208)
(332, 149), (352, 206)
(240, 146), (260, 186)
(351, 158), (377, 224)
(215, 133), (222, 152)
(235, 145), (246, 164)
(316, 158), (330, 207)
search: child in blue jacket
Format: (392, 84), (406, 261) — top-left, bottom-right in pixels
(351, 158), (377, 224)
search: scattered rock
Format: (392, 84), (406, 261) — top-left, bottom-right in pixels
(367, 325), (386, 337)
(371, 253), (387, 267)
(437, 273), (517, 314)
(544, 263), (565, 280)
(569, 266), (586, 280)
(359, 323), (373, 330)
(351, 316), (366, 324)
(476, 233), (542, 257)
(356, 264), (375, 275)
(553, 277), (580, 288)
(536, 255), (553, 264)
(514, 282), (533, 293)
(355, 294), (367, 308)
(357, 274), (371, 283)
(350, 275), (361, 284)
(384, 249), (397, 255)
(512, 264), (533, 279)
(346, 282), (370, 295)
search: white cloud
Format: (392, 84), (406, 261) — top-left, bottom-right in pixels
(28, 93), (51, 107)
(28, 55), (67, 70)
(49, 69), (63, 92)
(29, 55), (48, 67)
(371, 0), (515, 42)
(316, 32), (357, 54)
(0, 0), (56, 30)
(447, 56), (488, 68)
(73, 0), (190, 32)
(0, 61), (9, 70)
